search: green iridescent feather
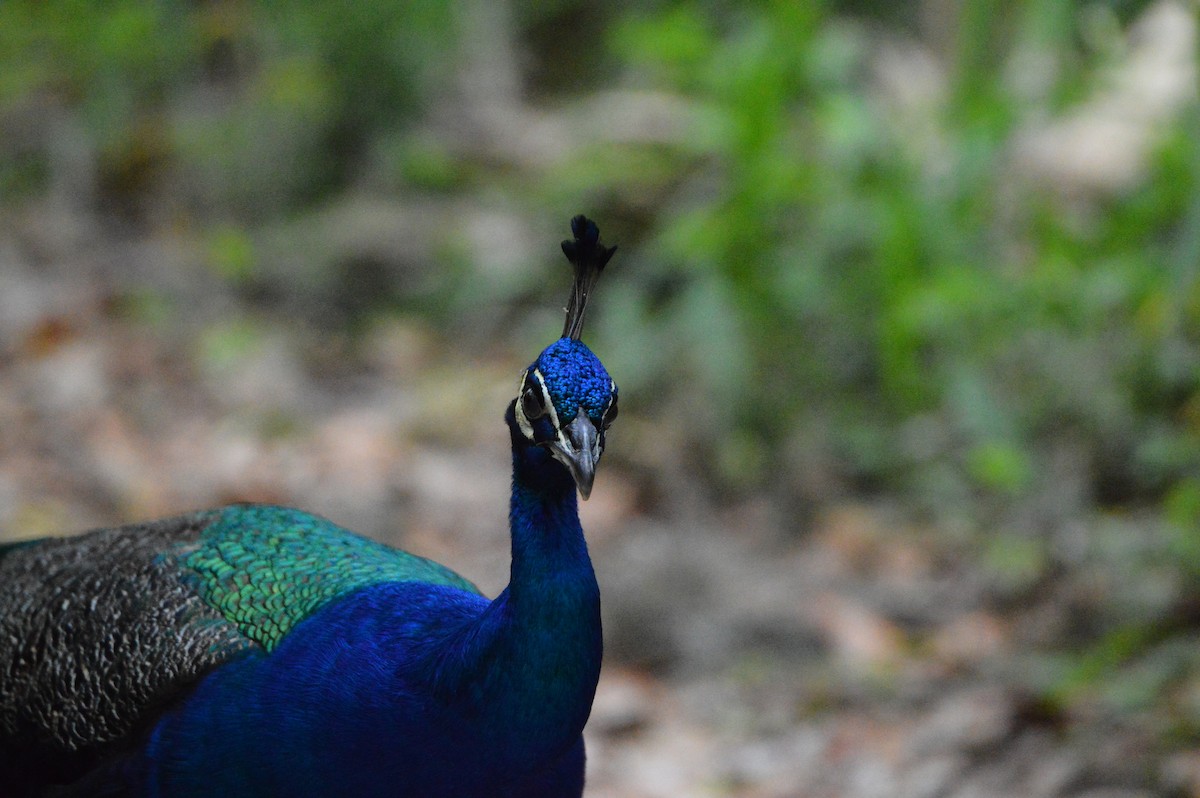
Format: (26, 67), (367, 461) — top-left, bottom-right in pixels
(181, 505), (481, 651)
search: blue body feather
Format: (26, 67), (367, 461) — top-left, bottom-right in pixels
(127, 436), (602, 797)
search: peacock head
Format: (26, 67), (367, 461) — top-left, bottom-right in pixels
(510, 216), (619, 499)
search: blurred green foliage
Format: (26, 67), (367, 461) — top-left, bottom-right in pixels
(593, 0), (1200, 523)
(0, 0), (455, 215)
(0, 0), (1197, 736)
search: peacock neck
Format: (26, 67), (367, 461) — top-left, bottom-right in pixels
(505, 431), (601, 636)
(377, 422), (603, 777)
(460, 427), (602, 764)
(507, 438), (593, 593)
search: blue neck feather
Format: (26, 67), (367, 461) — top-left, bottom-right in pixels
(415, 415), (601, 766)
(441, 410), (602, 762)
(507, 415), (594, 593)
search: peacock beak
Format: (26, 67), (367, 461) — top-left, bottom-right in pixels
(550, 413), (599, 500)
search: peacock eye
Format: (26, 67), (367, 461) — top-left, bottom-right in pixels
(602, 395), (618, 429)
(521, 385), (547, 420)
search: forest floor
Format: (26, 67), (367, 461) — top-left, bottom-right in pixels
(0, 205), (1193, 797)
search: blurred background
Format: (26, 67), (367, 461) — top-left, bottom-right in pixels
(1, 0), (1198, 795)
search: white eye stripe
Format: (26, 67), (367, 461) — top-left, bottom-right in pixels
(515, 369), (535, 441)
(530, 369), (563, 434)
(516, 369), (562, 444)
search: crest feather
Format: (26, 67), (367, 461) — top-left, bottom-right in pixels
(560, 215), (616, 340)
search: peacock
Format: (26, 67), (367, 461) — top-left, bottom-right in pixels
(0, 215), (620, 797)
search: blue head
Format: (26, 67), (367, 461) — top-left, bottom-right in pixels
(512, 338), (617, 499)
(508, 216), (619, 499)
